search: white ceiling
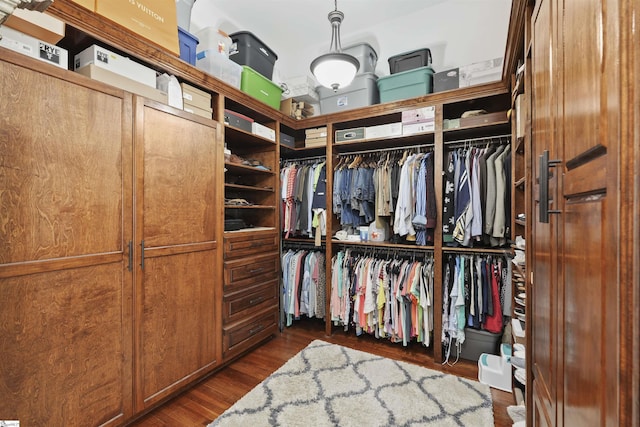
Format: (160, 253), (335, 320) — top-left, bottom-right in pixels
(190, 0), (512, 84)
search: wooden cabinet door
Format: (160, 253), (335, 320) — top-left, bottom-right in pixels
(133, 99), (219, 410)
(0, 55), (134, 426)
(531, 0), (559, 424)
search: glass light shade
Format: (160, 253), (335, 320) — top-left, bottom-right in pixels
(311, 52), (360, 92)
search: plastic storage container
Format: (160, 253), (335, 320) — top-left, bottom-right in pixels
(388, 48), (432, 74)
(240, 65), (283, 109)
(459, 327), (502, 361)
(176, 0), (196, 31)
(178, 27), (199, 65)
(377, 66), (435, 103)
(342, 42), (378, 74)
(196, 49), (243, 88)
(195, 26), (233, 56)
(229, 31), (278, 79)
(317, 72), (379, 114)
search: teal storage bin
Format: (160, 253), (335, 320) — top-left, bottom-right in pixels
(377, 66), (435, 103)
(240, 65), (283, 109)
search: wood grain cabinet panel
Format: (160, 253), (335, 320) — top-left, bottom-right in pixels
(223, 252), (279, 292)
(0, 54), (134, 426)
(223, 278), (279, 324)
(223, 232), (279, 260)
(222, 308), (279, 360)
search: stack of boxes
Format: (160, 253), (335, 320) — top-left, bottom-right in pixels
(401, 106), (435, 135)
(305, 127), (328, 148)
(377, 48), (435, 103)
(280, 98), (315, 120)
(181, 82), (213, 119)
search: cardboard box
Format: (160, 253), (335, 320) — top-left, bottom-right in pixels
(305, 137), (327, 148)
(336, 127), (365, 143)
(443, 118), (460, 130)
(252, 122), (276, 141)
(4, 9), (66, 44)
(365, 122), (402, 140)
(183, 104), (212, 120)
(459, 111), (508, 128)
(305, 127), (327, 138)
(0, 25), (68, 69)
(280, 133), (296, 149)
(402, 121), (434, 136)
(75, 45), (156, 88)
(433, 68), (460, 92)
(96, 0), (179, 55)
(76, 64), (167, 104)
(402, 106), (435, 124)
(224, 109), (253, 133)
(180, 82), (211, 111)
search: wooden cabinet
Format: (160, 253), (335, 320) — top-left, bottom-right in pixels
(133, 98), (220, 410)
(222, 231), (279, 361)
(0, 49), (221, 423)
(0, 51), (135, 426)
(529, 0), (639, 425)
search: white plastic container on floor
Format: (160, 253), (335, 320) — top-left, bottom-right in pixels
(478, 353), (512, 392)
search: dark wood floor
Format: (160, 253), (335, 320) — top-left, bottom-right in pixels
(129, 319), (515, 426)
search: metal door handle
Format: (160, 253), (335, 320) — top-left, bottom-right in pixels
(127, 240), (133, 271)
(140, 240), (145, 270)
(539, 150), (562, 223)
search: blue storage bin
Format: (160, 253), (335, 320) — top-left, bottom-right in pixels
(377, 66), (435, 103)
(178, 26), (199, 65)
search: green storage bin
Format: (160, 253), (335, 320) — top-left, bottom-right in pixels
(240, 65), (283, 109)
(377, 66), (435, 103)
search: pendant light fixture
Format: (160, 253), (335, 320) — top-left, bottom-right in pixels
(310, 0), (360, 92)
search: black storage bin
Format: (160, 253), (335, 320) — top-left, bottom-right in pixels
(388, 48), (432, 74)
(229, 31), (278, 79)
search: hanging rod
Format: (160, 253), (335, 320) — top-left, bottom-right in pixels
(281, 154), (327, 163)
(443, 134), (512, 149)
(337, 142), (435, 157)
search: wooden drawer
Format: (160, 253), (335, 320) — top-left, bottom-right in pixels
(224, 231), (279, 260)
(223, 279), (279, 324)
(223, 252), (279, 292)
(223, 307), (278, 360)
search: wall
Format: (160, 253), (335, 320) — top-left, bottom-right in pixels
(189, 0), (511, 88)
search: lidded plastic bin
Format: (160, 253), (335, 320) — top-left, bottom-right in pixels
(317, 72), (379, 114)
(377, 66), (435, 103)
(229, 31), (278, 79)
(240, 65), (283, 109)
(196, 49), (243, 88)
(388, 48), (432, 74)
(342, 42), (378, 74)
(178, 27), (199, 65)
(176, 0), (196, 32)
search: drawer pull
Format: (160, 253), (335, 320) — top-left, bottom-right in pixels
(249, 267), (265, 274)
(249, 297), (264, 305)
(249, 324), (264, 335)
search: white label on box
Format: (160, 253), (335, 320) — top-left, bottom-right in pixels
(337, 96), (348, 107)
(183, 92), (193, 101)
(365, 123), (402, 140)
(402, 122), (435, 136)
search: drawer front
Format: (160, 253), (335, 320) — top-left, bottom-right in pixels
(223, 308), (278, 360)
(223, 279), (279, 324)
(224, 253), (279, 291)
(224, 232), (278, 260)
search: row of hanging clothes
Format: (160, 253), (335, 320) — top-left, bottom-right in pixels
(441, 252), (512, 364)
(442, 136), (512, 248)
(333, 146), (437, 246)
(280, 157), (327, 240)
(281, 244), (327, 327)
(331, 247), (435, 347)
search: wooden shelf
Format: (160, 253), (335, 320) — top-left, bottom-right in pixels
(225, 183), (274, 192)
(442, 246), (512, 255)
(331, 240), (435, 251)
(515, 176), (526, 188)
(515, 219), (526, 227)
(224, 205), (276, 209)
(515, 136), (525, 153)
(225, 162), (275, 175)
(225, 125), (277, 147)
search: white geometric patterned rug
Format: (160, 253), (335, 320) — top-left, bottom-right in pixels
(208, 340), (494, 427)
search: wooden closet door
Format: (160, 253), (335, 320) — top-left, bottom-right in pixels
(559, 0), (620, 425)
(133, 99), (219, 410)
(0, 55), (134, 426)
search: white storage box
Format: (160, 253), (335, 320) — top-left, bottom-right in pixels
(282, 75), (319, 103)
(459, 57), (503, 87)
(402, 106), (435, 124)
(0, 25), (68, 69)
(76, 64), (167, 104)
(365, 122), (402, 139)
(74, 44), (156, 88)
(252, 122), (276, 141)
(196, 49), (243, 89)
(4, 8), (66, 44)
(402, 121), (434, 136)
(478, 353), (512, 392)
(195, 27), (232, 56)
